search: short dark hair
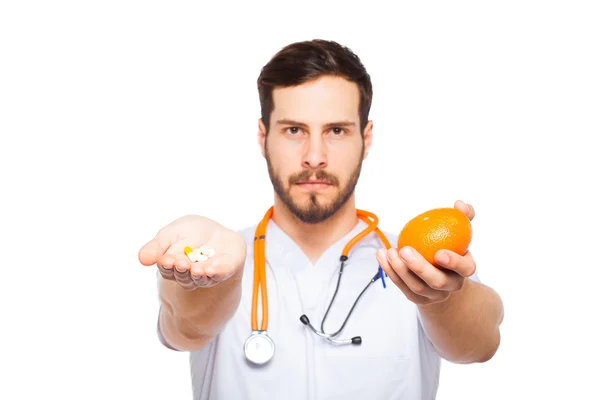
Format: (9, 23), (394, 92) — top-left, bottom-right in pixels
(257, 39), (373, 137)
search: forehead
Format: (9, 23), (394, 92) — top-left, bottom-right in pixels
(271, 76), (360, 124)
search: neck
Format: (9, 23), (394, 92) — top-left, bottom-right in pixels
(271, 195), (359, 264)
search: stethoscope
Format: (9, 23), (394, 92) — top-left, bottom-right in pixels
(244, 206), (393, 366)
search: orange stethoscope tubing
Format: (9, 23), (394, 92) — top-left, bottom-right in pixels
(251, 207), (392, 332)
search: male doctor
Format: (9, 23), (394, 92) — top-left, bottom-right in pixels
(138, 39), (504, 399)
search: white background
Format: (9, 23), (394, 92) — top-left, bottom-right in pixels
(1, 1), (599, 399)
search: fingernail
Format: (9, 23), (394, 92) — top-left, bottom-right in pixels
(435, 251), (450, 265)
(175, 261), (188, 272)
(377, 248), (386, 259)
(400, 247), (414, 261)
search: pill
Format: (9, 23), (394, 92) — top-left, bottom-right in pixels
(193, 249), (204, 261)
(198, 245), (216, 258)
(184, 246), (198, 263)
(205, 248), (216, 258)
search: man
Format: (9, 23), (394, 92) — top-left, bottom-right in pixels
(138, 39), (504, 399)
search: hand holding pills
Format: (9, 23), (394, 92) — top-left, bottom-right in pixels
(138, 215), (247, 290)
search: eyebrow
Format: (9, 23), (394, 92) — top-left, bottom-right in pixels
(275, 119), (356, 129)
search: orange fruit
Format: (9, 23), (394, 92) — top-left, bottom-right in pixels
(397, 207), (472, 265)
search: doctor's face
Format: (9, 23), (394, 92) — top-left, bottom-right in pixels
(259, 75), (373, 224)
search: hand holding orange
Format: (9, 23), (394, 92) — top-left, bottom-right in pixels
(376, 201), (476, 306)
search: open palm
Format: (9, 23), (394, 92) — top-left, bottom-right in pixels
(138, 215), (247, 289)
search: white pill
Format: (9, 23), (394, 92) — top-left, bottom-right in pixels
(193, 249), (204, 260)
(198, 245), (216, 258)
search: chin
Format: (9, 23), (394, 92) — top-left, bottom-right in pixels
(295, 189), (332, 202)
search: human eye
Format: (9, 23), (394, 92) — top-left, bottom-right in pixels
(329, 127), (347, 136)
(285, 127), (303, 136)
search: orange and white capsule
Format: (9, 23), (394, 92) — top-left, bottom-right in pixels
(184, 246), (198, 263)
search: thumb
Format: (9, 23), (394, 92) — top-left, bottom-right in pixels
(138, 234), (172, 266)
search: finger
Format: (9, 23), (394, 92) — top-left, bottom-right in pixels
(172, 255), (191, 272)
(187, 262), (212, 287)
(157, 253), (177, 270)
(385, 254), (443, 303)
(387, 248), (441, 298)
(454, 200), (475, 221)
(191, 272), (212, 287)
(174, 267), (197, 291)
(139, 234), (173, 266)
(376, 248), (398, 281)
(157, 264), (175, 280)
(398, 246), (463, 292)
(434, 249), (476, 278)
(160, 254), (193, 288)
(156, 253), (177, 280)
(203, 253), (240, 283)
(376, 249), (428, 303)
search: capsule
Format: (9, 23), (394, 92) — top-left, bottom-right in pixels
(184, 246), (198, 263)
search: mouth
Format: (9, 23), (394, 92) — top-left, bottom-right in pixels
(295, 181), (333, 191)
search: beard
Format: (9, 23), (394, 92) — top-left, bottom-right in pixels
(265, 146), (364, 224)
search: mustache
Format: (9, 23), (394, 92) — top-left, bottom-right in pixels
(289, 170), (339, 186)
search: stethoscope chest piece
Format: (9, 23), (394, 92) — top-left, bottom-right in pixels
(244, 330), (275, 365)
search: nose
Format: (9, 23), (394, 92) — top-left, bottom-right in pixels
(302, 134), (327, 169)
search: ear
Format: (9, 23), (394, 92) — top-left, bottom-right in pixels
(362, 120), (374, 160)
(258, 118), (267, 158)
